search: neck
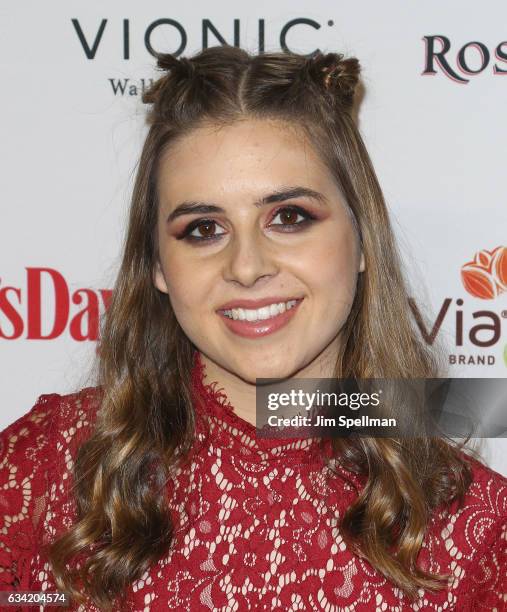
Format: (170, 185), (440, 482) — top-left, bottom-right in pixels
(199, 339), (341, 427)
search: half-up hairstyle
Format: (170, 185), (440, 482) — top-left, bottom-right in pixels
(46, 44), (473, 609)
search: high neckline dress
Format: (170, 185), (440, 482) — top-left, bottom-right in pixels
(0, 350), (505, 611)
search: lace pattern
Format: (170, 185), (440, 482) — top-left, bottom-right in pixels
(0, 352), (505, 611)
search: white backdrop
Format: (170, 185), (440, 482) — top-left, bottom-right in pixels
(1, 2), (505, 474)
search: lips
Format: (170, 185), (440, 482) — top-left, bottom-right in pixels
(216, 297), (304, 338)
(217, 296), (303, 311)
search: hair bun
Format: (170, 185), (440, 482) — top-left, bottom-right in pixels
(309, 52), (360, 108)
(142, 52), (196, 106)
(152, 51), (195, 77)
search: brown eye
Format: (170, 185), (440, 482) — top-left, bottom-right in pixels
(279, 209), (299, 224)
(197, 221), (216, 237)
(186, 220), (226, 240)
(270, 206), (315, 228)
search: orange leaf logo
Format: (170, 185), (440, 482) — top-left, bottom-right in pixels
(461, 245), (507, 299)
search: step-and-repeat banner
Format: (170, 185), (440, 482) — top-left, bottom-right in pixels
(1, 2), (506, 474)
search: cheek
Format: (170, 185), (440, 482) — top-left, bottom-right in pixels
(302, 226), (360, 308)
(298, 223), (358, 280)
(161, 250), (214, 315)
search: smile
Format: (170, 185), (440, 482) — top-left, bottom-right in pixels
(222, 299), (298, 321)
(217, 298), (303, 338)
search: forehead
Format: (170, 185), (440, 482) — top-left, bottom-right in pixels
(156, 118), (338, 206)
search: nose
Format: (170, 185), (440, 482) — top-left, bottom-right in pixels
(223, 231), (279, 288)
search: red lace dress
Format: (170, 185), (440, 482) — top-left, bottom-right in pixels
(1, 351), (506, 611)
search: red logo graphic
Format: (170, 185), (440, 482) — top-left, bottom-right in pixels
(0, 268), (112, 341)
(461, 245), (507, 300)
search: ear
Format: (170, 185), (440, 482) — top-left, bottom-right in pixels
(359, 251), (365, 273)
(153, 260), (169, 294)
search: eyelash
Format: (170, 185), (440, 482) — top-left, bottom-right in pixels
(177, 205), (317, 244)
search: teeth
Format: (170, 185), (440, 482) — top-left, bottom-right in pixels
(222, 300), (299, 321)
(269, 303), (282, 318)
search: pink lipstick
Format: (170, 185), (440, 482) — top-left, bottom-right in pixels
(216, 297), (303, 339)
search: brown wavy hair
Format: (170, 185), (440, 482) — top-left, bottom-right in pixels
(46, 44), (473, 609)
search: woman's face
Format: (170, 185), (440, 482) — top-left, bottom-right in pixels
(154, 118), (364, 382)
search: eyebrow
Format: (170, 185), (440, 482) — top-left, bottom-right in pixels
(165, 186), (328, 223)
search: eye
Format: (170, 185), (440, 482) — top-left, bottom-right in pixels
(269, 205), (316, 230)
(177, 205), (317, 244)
(179, 219), (227, 243)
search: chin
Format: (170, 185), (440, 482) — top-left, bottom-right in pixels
(239, 360), (297, 383)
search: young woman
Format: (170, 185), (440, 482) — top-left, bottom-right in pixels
(1, 45), (505, 611)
